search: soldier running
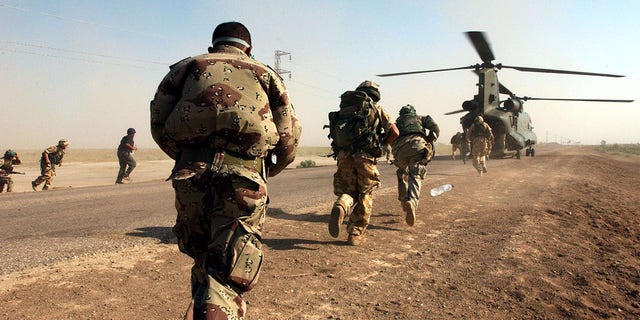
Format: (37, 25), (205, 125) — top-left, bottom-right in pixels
(466, 116), (494, 176)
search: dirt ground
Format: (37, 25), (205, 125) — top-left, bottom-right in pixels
(1, 145), (639, 319)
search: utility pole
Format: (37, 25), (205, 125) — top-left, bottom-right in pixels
(274, 50), (291, 79)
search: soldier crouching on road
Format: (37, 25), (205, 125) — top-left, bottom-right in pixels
(391, 105), (440, 226)
(0, 149), (24, 193)
(150, 22), (301, 320)
(32, 139), (68, 191)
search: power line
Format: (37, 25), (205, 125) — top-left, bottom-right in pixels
(0, 47), (162, 70)
(0, 3), (163, 39)
(1, 41), (168, 65)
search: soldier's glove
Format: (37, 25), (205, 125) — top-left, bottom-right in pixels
(426, 132), (436, 143)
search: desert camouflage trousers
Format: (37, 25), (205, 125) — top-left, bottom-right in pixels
(172, 164), (268, 320)
(333, 155), (380, 236)
(471, 136), (490, 174)
(393, 136), (432, 211)
(0, 175), (13, 192)
(33, 164), (55, 190)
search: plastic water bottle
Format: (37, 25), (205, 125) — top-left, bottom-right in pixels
(430, 184), (454, 197)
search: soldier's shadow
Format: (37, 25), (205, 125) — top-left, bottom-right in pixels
(126, 226), (176, 244)
(268, 207), (327, 223)
(265, 208), (403, 250)
(268, 208), (402, 229)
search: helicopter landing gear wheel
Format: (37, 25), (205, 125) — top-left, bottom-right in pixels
(516, 149), (521, 159)
(525, 147), (535, 157)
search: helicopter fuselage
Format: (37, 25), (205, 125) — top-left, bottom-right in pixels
(460, 67), (537, 158)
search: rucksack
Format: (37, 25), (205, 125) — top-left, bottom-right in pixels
(396, 114), (426, 138)
(326, 90), (383, 158)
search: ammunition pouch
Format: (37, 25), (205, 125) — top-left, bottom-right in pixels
(420, 142), (435, 165)
(206, 218), (263, 292)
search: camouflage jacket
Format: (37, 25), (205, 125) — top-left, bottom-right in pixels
(150, 45), (301, 177)
(466, 122), (494, 144)
(0, 158), (14, 177)
(42, 146), (65, 166)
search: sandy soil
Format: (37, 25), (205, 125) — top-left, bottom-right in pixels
(1, 145), (638, 319)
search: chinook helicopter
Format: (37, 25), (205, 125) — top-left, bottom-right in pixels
(378, 31), (633, 158)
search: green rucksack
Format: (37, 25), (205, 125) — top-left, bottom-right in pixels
(396, 114), (426, 138)
(326, 90), (383, 157)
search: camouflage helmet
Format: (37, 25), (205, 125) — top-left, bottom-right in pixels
(4, 149), (17, 158)
(474, 115), (484, 125)
(355, 80), (381, 102)
(58, 139), (69, 148)
(127, 128), (136, 135)
(399, 104), (416, 115)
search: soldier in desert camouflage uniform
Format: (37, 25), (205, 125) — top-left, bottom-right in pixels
(382, 143), (393, 164)
(451, 131), (469, 163)
(466, 116), (494, 176)
(328, 81), (398, 246)
(32, 139), (68, 191)
(391, 105), (440, 226)
(150, 22), (301, 320)
(450, 132), (462, 160)
(0, 149), (23, 193)
(459, 130), (469, 164)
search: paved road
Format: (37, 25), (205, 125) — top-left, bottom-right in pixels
(0, 156), (493, 274)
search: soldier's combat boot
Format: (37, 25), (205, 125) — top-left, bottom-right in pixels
(347, 233), (365, 246)
(329, 205), (344, 238)
(31, 181), (38, 191)
(329, 194), (353, 238)
(402, 200), (415, 226)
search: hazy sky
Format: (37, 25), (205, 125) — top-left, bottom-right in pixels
(1, 0), (638, 149)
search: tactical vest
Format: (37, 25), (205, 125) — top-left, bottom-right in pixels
(327, 90), (382, 157)
(45, 148), (64, 165)
(396, 114), (425, 138)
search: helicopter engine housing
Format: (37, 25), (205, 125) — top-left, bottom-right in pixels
(503, 98), (522, 113)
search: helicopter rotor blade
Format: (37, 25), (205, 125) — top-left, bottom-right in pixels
(444, 109), (467, 115)
(466, 31), (495, 63)
(500, 65), (625, 78)
(377, 65), (476, 77)
(520, 96), (634, 103)
(499, 82), (514, 96)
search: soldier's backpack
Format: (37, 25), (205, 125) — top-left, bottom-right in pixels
(396, 114), (426, 138)
(326, 90), (383, 158)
